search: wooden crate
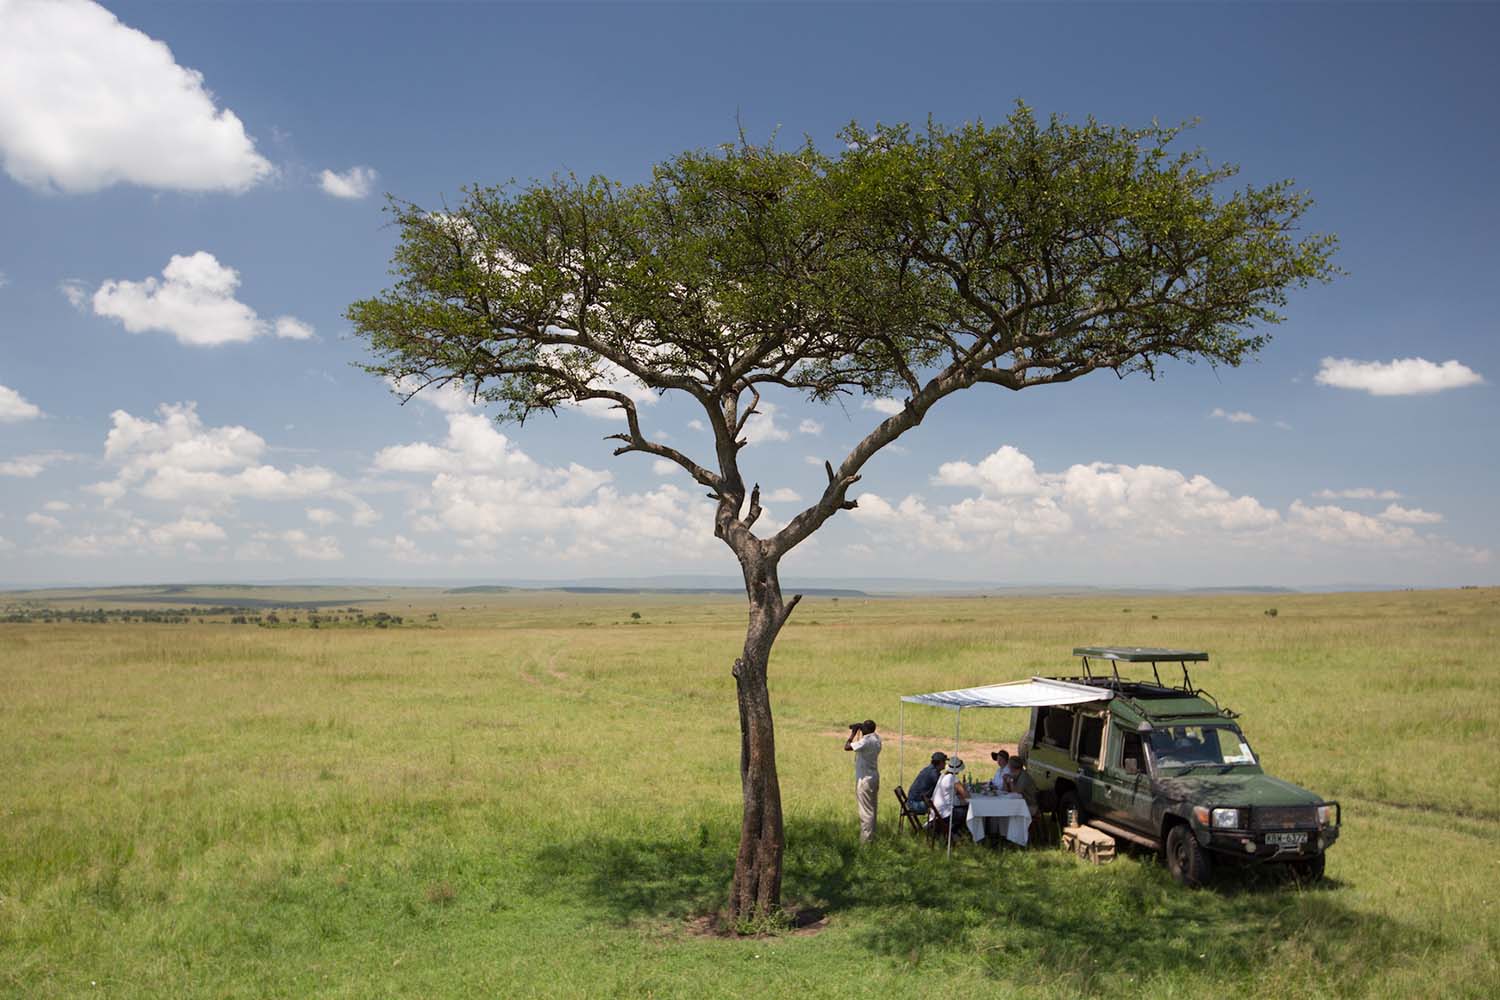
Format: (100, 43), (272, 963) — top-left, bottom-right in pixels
(1062, 824), (1116, 864)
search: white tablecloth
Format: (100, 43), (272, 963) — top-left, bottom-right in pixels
(964, 792), (1032, 846)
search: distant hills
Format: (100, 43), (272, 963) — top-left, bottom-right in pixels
(3, 575), (1390, 599)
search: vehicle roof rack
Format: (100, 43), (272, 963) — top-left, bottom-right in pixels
(1072, 646), (1211, 698)
(1071, 646), (1209, 662)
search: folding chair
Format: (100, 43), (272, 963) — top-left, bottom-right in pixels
(893, 784), (926, 836)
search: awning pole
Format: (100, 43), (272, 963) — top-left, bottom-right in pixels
(898, 699), (905, 789)
(947, 706), (961, 860)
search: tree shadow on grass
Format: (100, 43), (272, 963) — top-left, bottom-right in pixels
(530, 819), (1421, 994)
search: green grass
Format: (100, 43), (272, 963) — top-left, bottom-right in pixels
(2, 587), (1498, 997)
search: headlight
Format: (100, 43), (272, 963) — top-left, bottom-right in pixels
(1316, 804), (1336, 827)
(1211, 808), (1241, 829)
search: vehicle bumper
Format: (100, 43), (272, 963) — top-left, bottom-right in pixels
(1200, 825), (1339, 862)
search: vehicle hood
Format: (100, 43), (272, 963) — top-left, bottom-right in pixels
(1155, 772), (1323, 806)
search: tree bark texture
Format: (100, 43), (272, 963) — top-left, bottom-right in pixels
(728, 554), (793, 922)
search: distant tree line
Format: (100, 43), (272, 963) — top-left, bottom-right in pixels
(1, 606), (413, 628)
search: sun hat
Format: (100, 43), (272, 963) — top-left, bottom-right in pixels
(945, 757), (965, 774)
(990, 749), (1010, 762)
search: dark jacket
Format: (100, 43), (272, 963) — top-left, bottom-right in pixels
(907, 763), (943, 807)
(1009, 769), (1041, 818)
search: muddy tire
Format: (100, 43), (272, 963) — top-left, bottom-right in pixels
(1288, 853), (1326, 884)
(1165, 823), (1212, 887)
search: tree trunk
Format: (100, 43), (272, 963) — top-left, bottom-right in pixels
(728, 555), (791, 923)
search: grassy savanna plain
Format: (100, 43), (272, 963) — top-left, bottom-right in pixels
(2, 586), (1497, 998)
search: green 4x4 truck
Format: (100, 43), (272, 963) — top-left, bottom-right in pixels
(1020, 647), (1340, 887)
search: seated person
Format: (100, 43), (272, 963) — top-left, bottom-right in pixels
(930, 757), (971, 838)
(905, 751), (946, 815)
(990, 748), (1010, 787)
(1002, 755), (1041, 821)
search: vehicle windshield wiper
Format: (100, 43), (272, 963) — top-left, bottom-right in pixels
(1171, 762), (1215, 774)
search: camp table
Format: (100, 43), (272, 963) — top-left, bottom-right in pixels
(964, 791), (1032, 846)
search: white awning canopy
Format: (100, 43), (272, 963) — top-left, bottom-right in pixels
(901, 676), (1110, 710)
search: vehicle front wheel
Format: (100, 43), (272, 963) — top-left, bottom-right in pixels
(1288, 853), (1326, 884)
(1165, 823), (1212, 888)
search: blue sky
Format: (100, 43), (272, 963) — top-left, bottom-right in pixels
(0, 0), (1495, 588)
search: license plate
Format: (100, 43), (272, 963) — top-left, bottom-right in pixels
(1265, 831), (1307, 846)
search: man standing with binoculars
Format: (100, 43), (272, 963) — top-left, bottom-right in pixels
(842, 719), (882, 843)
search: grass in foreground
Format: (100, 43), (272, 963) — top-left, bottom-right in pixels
(1, 587), (1498, 997)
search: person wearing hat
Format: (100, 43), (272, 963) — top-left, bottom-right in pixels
(990, 748), (1011, 787)
(930, 756), (971, 840)
(843, 719), (882, 843)
(906, 751), (947, 817)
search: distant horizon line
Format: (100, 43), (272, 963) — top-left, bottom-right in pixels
(2, 575), (1485, 597)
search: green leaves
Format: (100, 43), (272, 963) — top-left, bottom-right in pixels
(348, 105), (1337, 426)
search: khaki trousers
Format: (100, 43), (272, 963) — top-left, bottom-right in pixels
(856, 775), (879, 842)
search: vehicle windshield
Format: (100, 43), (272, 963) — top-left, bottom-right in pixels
(1148, 725), (1258, 770)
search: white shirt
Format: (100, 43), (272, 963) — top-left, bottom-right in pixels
(932, 772), (957, 818)
(850, 732), (881, 782)
(992, 766), (1008, 786)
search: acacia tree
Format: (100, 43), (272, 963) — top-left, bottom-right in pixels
(348, 105), (1336, 922)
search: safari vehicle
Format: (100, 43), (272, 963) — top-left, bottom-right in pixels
(1019, 647), (1340, 886)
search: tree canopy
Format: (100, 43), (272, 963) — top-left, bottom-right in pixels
(351, 105), (1333, 563)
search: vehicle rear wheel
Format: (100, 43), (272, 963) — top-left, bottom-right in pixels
(1288, 853), (1326, 883)
(1165, 823), (1212, 888)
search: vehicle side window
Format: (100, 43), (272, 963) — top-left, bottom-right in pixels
(1037, 706), (1075, 749)
(1077, 714), (1104, 764)
(1115, 729), (1145, 775)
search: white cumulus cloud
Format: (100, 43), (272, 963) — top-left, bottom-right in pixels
(59, 279), (89, 309)
(864, 398), (905, 416)
(1313, 487), (1402, 501)
(371, 534), (432, 564)
(1379, 503), (1443, 525)
(1209, 407), (1258, 424)
(861, 443), (1487, 572)
(274, 316), (315, 341)
(741, 401), (791, 445)
(870, 444), (1379, 554)
(798, 418), (823, 435)
(1315, 357), (1485, 396)
(148, 517), (226, 546)
(373, 407), (716, 562)
(319, 165), (378, 199)
(0, 0), (272, 193)
(252, 529), (343, 561)
(0, 451), (71, 478)
(1286, 500), (1417, 546)
(0, 383), (42, 421)
(92, 252), (312, 347)
(88, 403), (368, 524)
(306, 507), (340, 526)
